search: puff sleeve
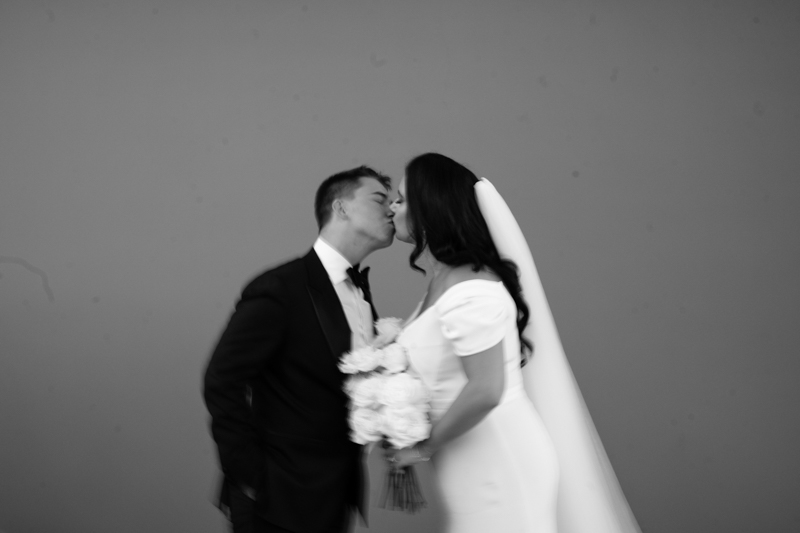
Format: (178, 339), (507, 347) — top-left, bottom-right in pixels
(436, 281), (510, 356)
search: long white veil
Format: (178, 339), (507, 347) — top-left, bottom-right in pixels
(475, 178), (642, 533)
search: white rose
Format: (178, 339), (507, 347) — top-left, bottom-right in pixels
(344, 374), (365, 397)
(379, 343), (409, 374)
(349, 373), (386, 408)
(379, 372), (430, 408)
(339, 357), (357, 375)
(381, 405), (431, 449)
(339, 346), (382, 374)
(349, 406), (383, 444)
(373, 317), (404, 348)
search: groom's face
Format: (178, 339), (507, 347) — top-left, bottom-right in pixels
(342, 177), (395, 251)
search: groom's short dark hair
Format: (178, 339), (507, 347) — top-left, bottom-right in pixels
(315, 166), (391, 230)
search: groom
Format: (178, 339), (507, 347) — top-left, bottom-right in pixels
(203, 166), (395, 533)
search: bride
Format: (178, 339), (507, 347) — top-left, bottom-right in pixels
(385, 153), (641, 533)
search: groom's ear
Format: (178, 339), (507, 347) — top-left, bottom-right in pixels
(331, 198), (348, 220)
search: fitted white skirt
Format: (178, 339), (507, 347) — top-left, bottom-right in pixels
(432, 391), (560, 533)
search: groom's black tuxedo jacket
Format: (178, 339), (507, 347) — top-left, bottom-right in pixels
(204, 250), (364, 532)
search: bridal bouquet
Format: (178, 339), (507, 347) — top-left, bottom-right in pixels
(339, 317), (431, 513)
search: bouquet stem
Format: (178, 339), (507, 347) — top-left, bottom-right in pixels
(378, 465), (426, 513)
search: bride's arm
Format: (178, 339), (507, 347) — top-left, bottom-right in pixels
(391, 341), (504, 466)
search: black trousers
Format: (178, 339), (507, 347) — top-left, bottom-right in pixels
(228, 486), (352, 533)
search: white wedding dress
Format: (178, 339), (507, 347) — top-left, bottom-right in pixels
(397, 279), (559, 533)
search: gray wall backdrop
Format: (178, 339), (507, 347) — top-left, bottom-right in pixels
(1, 1), (799, 532)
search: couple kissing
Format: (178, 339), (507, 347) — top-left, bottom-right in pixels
(203, 153), (642, 533)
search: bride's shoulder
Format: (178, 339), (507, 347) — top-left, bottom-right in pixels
(434, 267), (507, 320)
(441, 266), (500, 291)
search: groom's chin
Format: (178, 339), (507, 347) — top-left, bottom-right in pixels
(382, 228), (396, 247)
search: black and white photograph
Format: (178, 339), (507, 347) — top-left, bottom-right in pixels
(1, 2), (798, 532)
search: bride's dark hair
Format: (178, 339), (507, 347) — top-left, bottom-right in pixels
(405, 153), (532, 359)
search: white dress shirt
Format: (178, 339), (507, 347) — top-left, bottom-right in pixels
(313, 237), (374, 350)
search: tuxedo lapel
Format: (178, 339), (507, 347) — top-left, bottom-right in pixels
(304, 250), (351, 362)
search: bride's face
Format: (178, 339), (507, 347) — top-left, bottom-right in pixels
(390, 178), (413, 243)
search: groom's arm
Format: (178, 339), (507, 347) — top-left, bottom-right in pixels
(203, 274), (288, 491)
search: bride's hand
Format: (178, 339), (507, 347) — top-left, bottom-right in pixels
(384, 442), (432, 468)
(381, 441), (403, 468)
(388, 446), (415, 469)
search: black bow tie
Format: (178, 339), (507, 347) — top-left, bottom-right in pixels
(347, 265), (372, 300)
(347, 265), (379, 322)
